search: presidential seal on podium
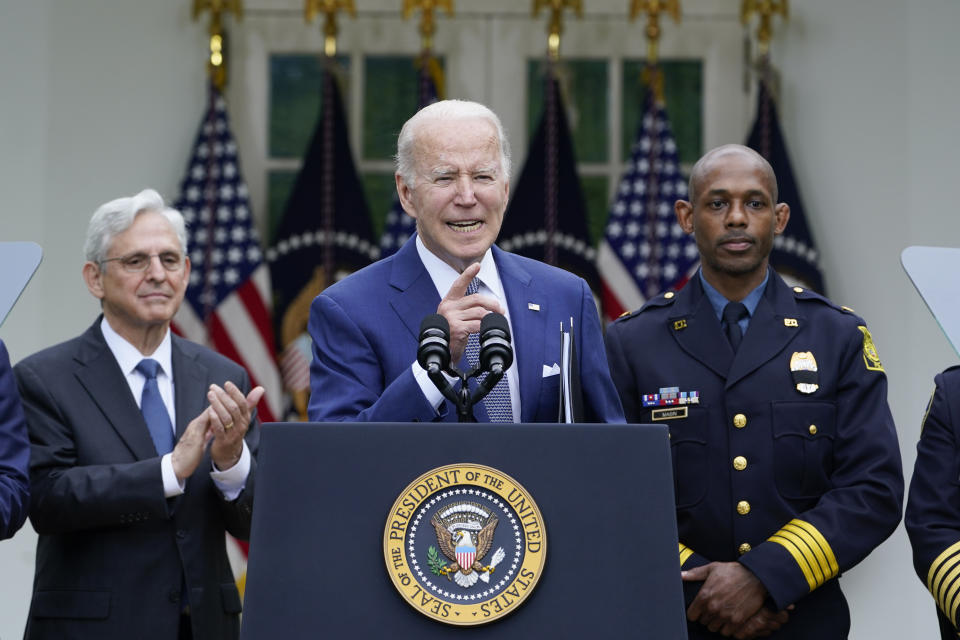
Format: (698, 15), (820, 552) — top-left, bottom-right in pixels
(383, 463), (547, 626)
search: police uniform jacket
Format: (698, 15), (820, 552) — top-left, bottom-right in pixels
(605, 270), (903, 639)
(905, 366), (960, 639)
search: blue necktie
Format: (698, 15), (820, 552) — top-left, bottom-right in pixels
(136, 359), (175, 455)
(464, 278), (514, 422)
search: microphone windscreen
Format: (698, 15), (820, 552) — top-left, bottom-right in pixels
(480, 312), (510, 339)
(420, 313), (450, 337)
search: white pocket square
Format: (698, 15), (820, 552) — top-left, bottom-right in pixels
(542, 363), (561, 377)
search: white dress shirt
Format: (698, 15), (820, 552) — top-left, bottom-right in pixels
(411, 236), (521, 421)
(100, 317), (250, 499)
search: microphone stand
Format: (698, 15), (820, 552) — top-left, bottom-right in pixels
(425, 364), (503, 423)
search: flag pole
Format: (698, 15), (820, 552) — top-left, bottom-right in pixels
(532, 0), (581, 266)
(741, 0), (789, 161)
(305, 0), (355, 288)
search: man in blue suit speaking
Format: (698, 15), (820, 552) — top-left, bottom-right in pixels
(308, 100), (623, 424)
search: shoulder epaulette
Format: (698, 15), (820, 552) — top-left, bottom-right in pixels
(790, 286), (858, 317)
(612, 291), (677, 323)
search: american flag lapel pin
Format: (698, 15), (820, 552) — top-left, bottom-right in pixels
(528, 303), (540, 311)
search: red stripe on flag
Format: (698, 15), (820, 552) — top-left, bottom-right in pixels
(601, 281), (626, 323)
(235, 280), (277, 354)
(207, 313), (278, 423)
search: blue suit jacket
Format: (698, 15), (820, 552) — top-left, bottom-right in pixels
(308, 236), (624, 424)
(0, 338), (29, 540)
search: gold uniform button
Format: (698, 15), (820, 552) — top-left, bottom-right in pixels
(733, 456), (747, 471)
(737, 501), (751, 515)
(809, 424), (818, 435)
(664, 291), (675, 299)
(733, 413), (747, 429)
(739, 543), (752, 555)
(793, 286), (804, 293)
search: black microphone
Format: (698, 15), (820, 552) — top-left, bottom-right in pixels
(417, 314), (451, 374)
(479, 313), (513, 374)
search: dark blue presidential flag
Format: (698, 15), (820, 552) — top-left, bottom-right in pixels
(379, 53), (443, 258)
(498, 68), (599, 292)
(747, 78), (825, 294)
(598, 85), (698, 321)
(266, 65), (377, 418)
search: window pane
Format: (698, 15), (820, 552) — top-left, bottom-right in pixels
(269, 55), (350, 159)
(581, 175), (610, 245)
(527, 59), (608, 164)
(267, 170), (298, 243)
(622, 60), (702, 165)
(363, 56), (444, 161)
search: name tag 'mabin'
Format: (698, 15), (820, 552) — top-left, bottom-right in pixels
(383, 464), (546, 625)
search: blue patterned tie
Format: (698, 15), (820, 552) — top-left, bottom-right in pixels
(464, 278), (514, 422)
(136, 359), (175, 455)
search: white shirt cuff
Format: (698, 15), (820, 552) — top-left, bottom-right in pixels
(161, 453), (185, 498)
(210, 440), (251, 501)
(412, 360), (457, 412)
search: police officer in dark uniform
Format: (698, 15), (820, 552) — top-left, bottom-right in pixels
(605, 144), (903, 639)
(906, 368), (960, 639)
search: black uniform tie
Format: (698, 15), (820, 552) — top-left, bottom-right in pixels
(722, 302), (749, 352)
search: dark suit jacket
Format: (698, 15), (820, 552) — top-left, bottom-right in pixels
(14, 319), (258, 640)
(0, 338), (30, 539)
(307, 235), (624, 424)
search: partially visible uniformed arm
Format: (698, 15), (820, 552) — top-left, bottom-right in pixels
(0, 340), (29, 540)
(738, 321), (904, 610)
(906, 369), (960, 634)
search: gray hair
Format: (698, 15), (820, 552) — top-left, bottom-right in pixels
(395, 99), (512, 189)
(84, 189), (188, 265)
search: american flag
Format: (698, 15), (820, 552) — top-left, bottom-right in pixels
(379, 53), (442, 258)
(598, 86), (698, 321)
(171, 84), (283, 424)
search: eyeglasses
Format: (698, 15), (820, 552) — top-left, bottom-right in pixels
(100, 252), (185, 273)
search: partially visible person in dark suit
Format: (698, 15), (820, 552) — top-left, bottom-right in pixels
(605, 144), (903, 639)
(906, 367), (960, 639)
(0, 338), (29, 540)
(14, 189), (264, 640)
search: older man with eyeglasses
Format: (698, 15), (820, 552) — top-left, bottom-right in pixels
(14, 189), (265, 640)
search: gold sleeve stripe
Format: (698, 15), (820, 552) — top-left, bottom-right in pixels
(776, 527), (826, 584)
(927, 543), (960, 619)
(946, 571), (960, 627)
(938, 563), (960, 619)
(927, 540), (960, 593)
(679, 542), (694, 567)
(768, 534), (817, 591)
(789, 519), (839, 575)
(768, 519), (839, 591)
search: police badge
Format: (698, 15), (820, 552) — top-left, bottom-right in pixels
(383, 464), (546, 626)
(790, 351), (819, 394)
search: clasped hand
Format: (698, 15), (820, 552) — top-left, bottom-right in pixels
(171, 381), (265, 482)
